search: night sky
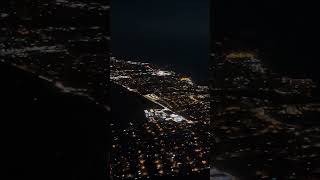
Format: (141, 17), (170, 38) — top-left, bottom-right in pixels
(111, 0), (209, 83)
(213, 0), (320, 79)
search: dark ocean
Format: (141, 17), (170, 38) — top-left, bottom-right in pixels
(110, 82), (161, 129)
(111, 0), (209, 85)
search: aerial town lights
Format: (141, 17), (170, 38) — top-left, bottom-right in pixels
(144, 109), (185, 123)
(155, 70), (172, 76)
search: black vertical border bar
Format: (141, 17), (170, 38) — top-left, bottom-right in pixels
(209, 0), (215, 172)
(209, 0), (214, 178)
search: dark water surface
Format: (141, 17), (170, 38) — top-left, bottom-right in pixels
(111, 0), (209, 84)
(110, 82), (160, 129)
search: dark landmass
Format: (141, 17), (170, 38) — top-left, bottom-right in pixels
(0, 62), (110, 180)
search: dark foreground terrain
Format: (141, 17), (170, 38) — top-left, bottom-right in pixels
(0, 62), (110, 180)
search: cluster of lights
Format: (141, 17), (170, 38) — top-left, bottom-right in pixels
(144, 109), (186, 123)
(154, 70), (172, 76)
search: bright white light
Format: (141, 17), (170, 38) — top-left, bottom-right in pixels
(156, 70), (171, 76)
(170, 114), (178, 118)
(173, 116), (184, 122)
